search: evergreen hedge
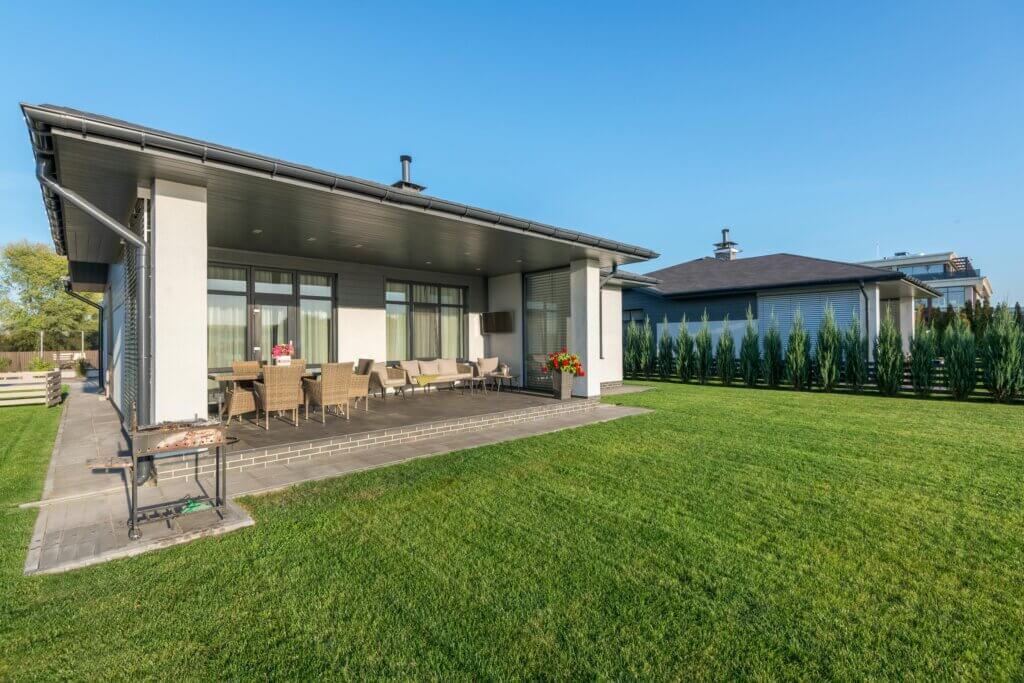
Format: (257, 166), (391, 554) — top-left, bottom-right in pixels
(786, 311), (811, 391)
(815, 307), (840, 392)
(843, 314), (868, 392)
(909, 323), (938, 397)
(638, 316), (653, 378)
(677, 315), (694, 383)
(945, 316), (976, 400)
(656, 314), (676, 379)
(694, 311), (714, 385)
(981, 305), (1022, 402)
(763, 316), (784, 388)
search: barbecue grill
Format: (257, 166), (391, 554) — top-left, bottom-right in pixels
(128, 418), (231, 540)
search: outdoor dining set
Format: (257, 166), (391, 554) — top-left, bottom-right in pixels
(209, 357), (518, 430)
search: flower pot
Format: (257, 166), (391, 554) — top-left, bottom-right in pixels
(275, 355), (291, 366)
(554, 369), (574, 400)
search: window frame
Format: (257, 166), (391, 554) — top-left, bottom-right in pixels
(384, 279), (468, 363)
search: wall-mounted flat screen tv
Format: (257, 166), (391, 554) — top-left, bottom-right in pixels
(481, 311), (514, 334)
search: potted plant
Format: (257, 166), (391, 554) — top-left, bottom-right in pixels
(271, 342), (294, 366)
(541, 348), (585, 400)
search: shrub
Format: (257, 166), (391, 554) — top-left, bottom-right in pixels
(656, 314), (676, 379)
(677, 315), (695, 383)
(75, 357), (89, 377)
(739, 305), (760, 387)
(0, 356), (11, 372)
(909, 324), (938, 397)
(763, 315), (784, 388)
(980, 305), (1022, 402)
(716, 315), (736, 386)
(28, 356), (54, 371)
(638, 316), (654, 378)
(874, 314), (904, 396)
(815, 306), (841, 392)
(785, 311), (811, 390)
(945, 315), (977, 400)
(623, 320), (639, 376)
(843, 314), (868, 391)
(694, 311), (714, 384)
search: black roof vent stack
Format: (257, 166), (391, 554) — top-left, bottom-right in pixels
(392, 154), (426, 192)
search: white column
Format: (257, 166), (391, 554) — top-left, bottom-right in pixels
(485, 273), (523, 377)
(865, 283), (881, 360)
(151, 179), (208, 422)
(569, 259), (601, 397)
(899, 295), (915, 354)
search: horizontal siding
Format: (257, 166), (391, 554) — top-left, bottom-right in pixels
(757, 289), (860, 350)
(621, 289), (755, 323)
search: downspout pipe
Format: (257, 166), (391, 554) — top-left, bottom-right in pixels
(62, 279), (104, 392)
(37, 162), (149, 425)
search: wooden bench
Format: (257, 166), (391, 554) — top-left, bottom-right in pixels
(0, 371), (62, 407)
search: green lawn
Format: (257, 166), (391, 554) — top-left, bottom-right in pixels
(2, 384), (1023, 680)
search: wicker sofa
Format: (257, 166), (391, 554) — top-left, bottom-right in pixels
(398, 358), (474, 394)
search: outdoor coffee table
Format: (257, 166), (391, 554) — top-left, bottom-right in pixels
(461, 376), (488, 396)
(489, 374), (519, 393)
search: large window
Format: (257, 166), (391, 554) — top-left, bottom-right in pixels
(206, 264), (335, 370)
(207, 266), (248, 370)
(385, 281), (466, 361)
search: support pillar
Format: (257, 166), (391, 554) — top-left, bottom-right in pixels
(569, 259), (601, 397)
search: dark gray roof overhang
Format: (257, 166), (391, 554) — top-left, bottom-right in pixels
(22, 103), (659, 262)
(657, 272), (941, 300)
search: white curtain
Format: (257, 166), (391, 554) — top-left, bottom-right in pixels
(300, 299), (331, 365)
(207, 294), (246, 369)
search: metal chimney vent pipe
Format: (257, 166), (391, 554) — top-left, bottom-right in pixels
(401, 155), (412, 183)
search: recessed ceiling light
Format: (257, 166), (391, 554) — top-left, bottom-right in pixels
(475, 267), (481, 271)
(251, 229), (263, 235)
(515, 259), (523, 263)
(425, 261), (432, 265)
(306, 237), (317, 242)
(464, 251), (471, 256)
(353, 244), (363, 249)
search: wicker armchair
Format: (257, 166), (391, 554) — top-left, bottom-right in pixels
(303, 362), (353, 423)
(348, 373), (370, 414)
(254, 365), (304, 429)
(369, 362), (408, 399)
(223, 360), (260, 422)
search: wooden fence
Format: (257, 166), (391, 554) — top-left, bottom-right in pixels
(0, 370), (62, 407)
(0, 350), (99, 372)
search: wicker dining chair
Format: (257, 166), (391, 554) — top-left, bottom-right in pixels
(223, 360), (260, 422)
(303, 362), (353, 423)
(254, 365), (305, 429)
(348, 373), (370, 415)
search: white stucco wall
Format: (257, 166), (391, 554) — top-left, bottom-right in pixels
(485, 273), (523, 377)
(152, 179), (208, 422)
(597, 285), (623, 385)
(569, 259), (601, 397)
(339, 307), (386, 364)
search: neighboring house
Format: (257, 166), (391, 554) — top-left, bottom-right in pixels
(858, 251), (993, 314)
(623, 230), (939, 356)
(23, 104), (658, 425)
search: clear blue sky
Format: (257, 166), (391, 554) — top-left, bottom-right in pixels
(1, 2), (1021, 301)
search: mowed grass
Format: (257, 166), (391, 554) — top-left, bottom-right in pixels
(2, 383), (1023, 680)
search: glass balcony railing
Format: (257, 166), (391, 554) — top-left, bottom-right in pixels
(906, 268), (981, 282)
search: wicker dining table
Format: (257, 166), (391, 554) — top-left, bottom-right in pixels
(208, 368), (320, 419)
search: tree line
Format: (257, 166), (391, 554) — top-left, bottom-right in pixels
(624, 303), (1024, 403)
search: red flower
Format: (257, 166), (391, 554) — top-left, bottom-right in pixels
(541, 366), (548, 373)
(578, 370), (585, 377)
(561, 347), (567, 354)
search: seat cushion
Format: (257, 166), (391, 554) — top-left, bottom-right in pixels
(438, 358), (458, 375)
(356, 358), (374, 375)
(399, 359), (420, 377)
(477, 357), (499, 375)
(419, 359), (440, 375)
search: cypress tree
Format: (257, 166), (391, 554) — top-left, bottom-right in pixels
(981, 305), (1022, 402)
(843, 314), (868, 392)
(677, 315), (695, 383)
(909, 323), (938, 397)
(874, 314), (904, 396)
(815, 306), (841, 392)
(694, 311), (714, 384)
(656, 314), (676, 379)
(739, 305), (760, 387)
(716, 315), (736, 386)
(945, 315), (977, 400)
(638, 316), (653, 378)
(763, 314), (784, 388)
(786, 311), (811, 390)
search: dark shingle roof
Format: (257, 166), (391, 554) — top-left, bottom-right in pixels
(645, 253), (923, 298)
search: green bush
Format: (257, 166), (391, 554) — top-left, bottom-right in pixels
(763, 315), (784, 388)
(874, 314), (904, 397)
(785, 311), (811, 391)
(739, 305), (760, 387)
(945, 315), (977, 400)
(694, 311), (714, 385)
(75, 357), (89, 377)
(624, 320), (639, 376)
(842, 314), (868, 392)
(909, 324), (938, 397)
(716, 315), (735, 386)
(980, 305), (1022, 402)
(0, 356), (11, 372)
(656, 314), (676, 379)
(815, 307), (840, 392)
(677, 315), (695, 383)
(27, 356), (55, 372)
(638, 316), (653, 378)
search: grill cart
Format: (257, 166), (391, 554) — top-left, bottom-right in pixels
(128, 419), (230, 540)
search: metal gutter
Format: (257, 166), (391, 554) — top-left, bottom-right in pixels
(21, 103), (659, 262)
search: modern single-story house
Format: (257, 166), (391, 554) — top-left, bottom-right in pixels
(23, 103), (658, 426)
(623, 230), (940, 356)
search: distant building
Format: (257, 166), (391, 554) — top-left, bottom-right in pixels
(622, 230), (939, 357)
(858, 252), (992, 315)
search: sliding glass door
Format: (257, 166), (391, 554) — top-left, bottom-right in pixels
(524, 269), (570, 391)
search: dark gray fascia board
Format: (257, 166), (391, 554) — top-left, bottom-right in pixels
(601, 268), (660, 286)
(21, 103), (660, 262)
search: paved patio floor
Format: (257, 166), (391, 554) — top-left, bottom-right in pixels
(23, 381), (647, 575)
